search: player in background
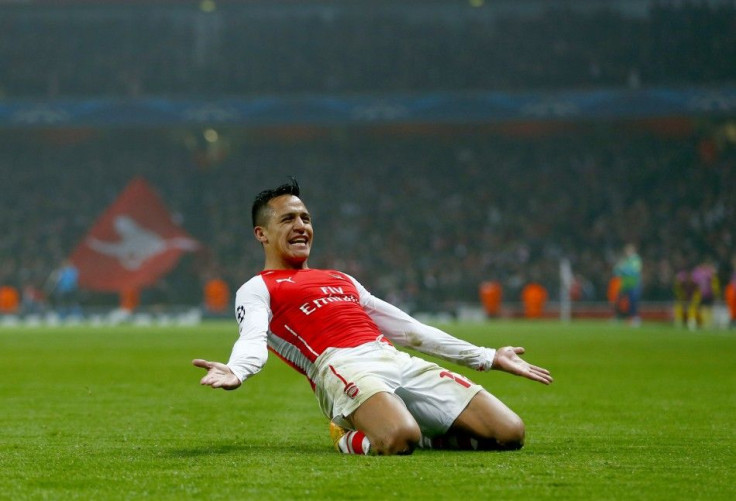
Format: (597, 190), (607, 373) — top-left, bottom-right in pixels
(193, 178), (552, 456)
(726, 255), (736, 328)
(673, 268), (697, 329)
(613, 243), (643, 326)
(690, 259), (720, 329)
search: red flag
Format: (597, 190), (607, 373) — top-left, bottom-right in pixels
(69, 177), (200, 292)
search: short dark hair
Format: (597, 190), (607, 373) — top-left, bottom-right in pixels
(251, 177), (301, 227)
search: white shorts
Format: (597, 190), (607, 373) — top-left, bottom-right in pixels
(310, 340), (483, 437)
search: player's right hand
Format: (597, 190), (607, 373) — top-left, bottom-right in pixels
(491, 347), (553, 385)
(192, 359), (242, 390)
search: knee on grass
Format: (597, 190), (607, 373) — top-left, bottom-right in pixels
(493, 416), (526, 450)
(371, 425), (421, 455)
(475, 415), (526, 451)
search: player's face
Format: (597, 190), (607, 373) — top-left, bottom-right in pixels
(257, 195), (313, 268)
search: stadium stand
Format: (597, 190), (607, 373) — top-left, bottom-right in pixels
(1, 125), (733, 313)
(0, 0), (734, 316)
(0, 1), (735, 97)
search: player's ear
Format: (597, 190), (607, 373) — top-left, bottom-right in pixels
(254, 226), (268, 244)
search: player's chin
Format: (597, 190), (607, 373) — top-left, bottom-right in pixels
(287, 249), (310, 263)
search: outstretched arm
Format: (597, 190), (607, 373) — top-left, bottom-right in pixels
(492, 346), (553, 385)
(352, 277), (553, 382)
(196, 277), (271, 388)
(192, 359), (242, 390)
(356, 284), (496, 370)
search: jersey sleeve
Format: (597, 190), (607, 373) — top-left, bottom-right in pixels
(348, 275), (496, 372)
(226, 276), (270, 382)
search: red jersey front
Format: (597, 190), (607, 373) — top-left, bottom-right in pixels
(260, 268), (384, 359)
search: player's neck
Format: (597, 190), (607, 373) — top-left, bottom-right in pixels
(262, 258), (309, 271)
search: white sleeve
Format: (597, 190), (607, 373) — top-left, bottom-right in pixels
(349, 276), (496, 372)
(226, 276), (270, 382)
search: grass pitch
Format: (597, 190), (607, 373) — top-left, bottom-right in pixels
(1, 320), (734, 500)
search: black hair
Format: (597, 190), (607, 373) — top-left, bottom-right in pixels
(251, 176), (301, 227)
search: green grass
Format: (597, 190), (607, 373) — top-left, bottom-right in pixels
(1, 320), (734, 500)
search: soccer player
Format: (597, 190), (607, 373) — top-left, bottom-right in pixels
(613, 243), (643, 326)
(690, 259), (720, 329)
(673, 268), (697, 329)
(193, 178), (553, 456)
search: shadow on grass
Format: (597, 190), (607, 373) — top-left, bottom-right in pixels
(168, 442), (328, 457)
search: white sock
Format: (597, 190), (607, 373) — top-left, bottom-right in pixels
(337, 430), (371, 455)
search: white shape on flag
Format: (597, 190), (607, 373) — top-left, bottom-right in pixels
(86, 216), (199, 270)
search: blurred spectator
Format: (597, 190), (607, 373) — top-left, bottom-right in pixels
(479, 281), (503, 318)
(21, 281), (47, 315)
(521, 283), (548, 319)
(44, 259), (81, 318)
(119, 288), (140, 313)
(607, 276), (622, 316)
(0, 285), (20, 314)
(203, 276), (230, 316)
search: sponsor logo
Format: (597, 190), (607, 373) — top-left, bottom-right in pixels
(183, 104), (240, 122)
(351, 101), (408, 121)
(299, 286), (358, 316)
(12, 105), (70, 125)
(521, 100), (579, 118)
(688, 92), (736, 112)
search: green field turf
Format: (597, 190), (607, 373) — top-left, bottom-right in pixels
(1, 320), (734, 500)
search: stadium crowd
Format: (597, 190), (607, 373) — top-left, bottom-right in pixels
(1, 0), (734, 316)
(0, 1), (735, 98)
(0, 125), (733, 313)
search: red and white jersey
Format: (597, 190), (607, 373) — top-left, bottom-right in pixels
(226, 268), (496, 385)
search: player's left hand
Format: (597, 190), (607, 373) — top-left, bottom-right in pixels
(192, 359), (242, 390)
(491, 346), (553, 385)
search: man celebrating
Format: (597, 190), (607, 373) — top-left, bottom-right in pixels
(193, 178), (552, 455)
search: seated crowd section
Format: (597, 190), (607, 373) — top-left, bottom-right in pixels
(1, 125), (733, 312)
(0, 0), (734, 314)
